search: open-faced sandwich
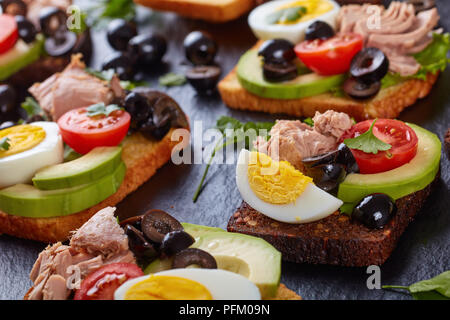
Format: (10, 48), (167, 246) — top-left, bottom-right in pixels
(0, 0), (92, 87)
(218, 0), (449, 120)
(0, 55), (189, 242)
(25, 206), (301, 300)
(227, 110), (441, 266)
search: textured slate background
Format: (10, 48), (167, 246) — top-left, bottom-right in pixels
(0, 0), (449, 300)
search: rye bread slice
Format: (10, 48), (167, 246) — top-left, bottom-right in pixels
(445, 128), (450, 158)
(228, 174), (439, 267)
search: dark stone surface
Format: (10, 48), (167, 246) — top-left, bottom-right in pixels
(0, 0), (449, 300)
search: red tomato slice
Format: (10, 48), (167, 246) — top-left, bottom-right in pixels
(0, 14), (18, 54)
(57, 107), (131, 154)
(294, 33), (363, 75)
(340, 119), (418, 174)
(74, 263), (144, 300)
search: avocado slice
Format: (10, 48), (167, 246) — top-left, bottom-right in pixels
(0, 35), (45, 81)
(337, 124), (441, 206)
(0, 161), (126, 218)
(181, 222), (225, 239)
(33, 146), (123, 190)
(237, 49), (345, 99)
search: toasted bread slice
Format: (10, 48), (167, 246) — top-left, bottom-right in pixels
(134, 0), (255, 22)
(445, 128), (450, 158)
(228, 173), (439, 267)
(218, 67), (438, 121)
(0, 128), (185, 243)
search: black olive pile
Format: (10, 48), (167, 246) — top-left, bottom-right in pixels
(258, 39), (297, 82)
(120, 209), (217, 269)
(104, 19), (167, 80)
(352, 193), (397, 229)
(302, 143), (359, 194)
(183, 31), (221, 94)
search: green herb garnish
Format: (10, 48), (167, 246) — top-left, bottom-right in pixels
(0, 137), (11, 151)
(303, 117), (314, 127)
(82, 0), (136, 28)
(21, 97), (48, 120)
(86, 103), (121, 117)
(85, 68), (115, 81)
(266, 6), (307, 25)
(343, 119), (391, 154)
(159, 73), (187, 87)
(383, 271), (450, 300)
(193, 116), (274, 203)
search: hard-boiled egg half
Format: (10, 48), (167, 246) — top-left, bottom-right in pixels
(236, 149), (342, 224)
(114, 269), (261, 300)
(0, 122), (64, 188)
(249, 0), (340, 44)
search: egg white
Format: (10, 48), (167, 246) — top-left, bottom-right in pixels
(236, 149), (343, 224)
(0, 122), (64, 188)
(248, 0), (340, 44)
(114, 269), (261, 300)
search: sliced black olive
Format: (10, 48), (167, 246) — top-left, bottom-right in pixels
(343, 77), (381, 100)
(124, 92), (152, 125)
(336, 143), (359, 174)
(160, 230), (195, 257)
(119, 215), (143, 230)
(350, 47), (389, 84)
(125, 224), (158, 264)
(128, 34), (167, 65)
(185, 65), (221, 94)
(258, 39), (296, 64)
(72, 29), (93, 64)
(102, 52), (134, 80)
(39, 7), (67, 37)
(44, 31), (77, 57)
(305, 21), (335, 41)
(302, 150), (339, 169)
(141, 209), (183, 244)
(107, 19), (137, 51)
(352, 193), (397, 229)
(407, 0), (435, 13)
(184, 31), (218, 66)
(172, 248), (217, 269)
(263, 61), (297, 82)
(0, 0), (27, 17)
(0, 121), (15, 130)
(15, 15), (36, 43)
(308, 163), (346, 193)
(0, 84), (17, 116)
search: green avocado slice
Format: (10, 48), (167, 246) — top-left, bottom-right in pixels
(337, 124), (441, 206)
(237, 49), (345, 99)
(0, 161), (126, 218)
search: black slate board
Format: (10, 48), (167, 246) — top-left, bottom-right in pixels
(0, 0), (449, 300)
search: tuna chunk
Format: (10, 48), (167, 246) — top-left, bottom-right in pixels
(42, 275), (70, 300)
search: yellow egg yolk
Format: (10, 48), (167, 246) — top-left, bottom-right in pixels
(247, 151), (313, 205)
(276, 0), (334, 24)
(0, 125), (46, 159)
(124, 275), (213, 300)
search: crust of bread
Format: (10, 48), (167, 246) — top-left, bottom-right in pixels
(0, 128), (186, 243)
(134, 0), (255, 22)
(218, 67), (438, 121)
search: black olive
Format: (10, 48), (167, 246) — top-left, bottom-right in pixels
(352, 193), (397, 229)
(184, 31), (218, 66)
(124, 92), (152, 125)
(128, 34), (167, 66)
(102, 52), (134, 80)
(263, 61), (297, 82)
(350, 47), (389, 84)
(39, 7), (67, 37)
(106, 19), (137, 51)
(0, 121), (15, 130)
(0, 84), (17, 116)
(125, 224), (158, 264)
(72, 29), (93, 64)
(185, 65), (221, 94)
(44, 31), (77, 57)
(315, 163), (347, 193)
(0, 0), (27, 17)
(302, 150), (339, 169)
(343, 77), (381, 100)
(336, 143), (359, 174)
(258, 39), (296, 64)
(141, 209), (183, 244)
(15, 15), (36, 43)
(119, 215), (143, 230)
(160, 230), (195, 257)
(305, 21), (335, 41)
(172, 248), (217, 269)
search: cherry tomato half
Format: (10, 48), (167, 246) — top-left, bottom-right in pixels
(340, 119), (418, 174)
(57, 107), (131, 154)
(0, 15), (18, 54)
(74, 263), (144, 300)
(294, 33), (363, 75)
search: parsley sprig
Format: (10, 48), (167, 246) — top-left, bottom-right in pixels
(86, 103), (121, 117)
(343, 119), (392, 154)
(0, 137), (11, 151)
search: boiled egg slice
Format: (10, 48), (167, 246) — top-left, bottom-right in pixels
(0, 122), (64, 188)
(236, 149), (343, 224)
(114, 269), (261, 300)
(249, 0), (340, 44)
